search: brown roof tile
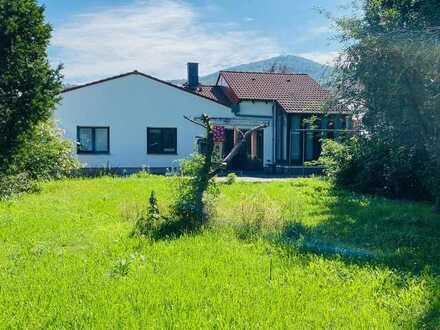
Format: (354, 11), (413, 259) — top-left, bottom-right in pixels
(219, 71), (333, 113)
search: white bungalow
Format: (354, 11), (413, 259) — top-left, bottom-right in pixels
(55, 63), (351, 174)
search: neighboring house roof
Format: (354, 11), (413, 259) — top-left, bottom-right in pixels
(62, 71), (231, 108)
(218, 71), (333, 113)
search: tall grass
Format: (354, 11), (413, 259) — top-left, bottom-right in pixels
(0, 176), (438, 328)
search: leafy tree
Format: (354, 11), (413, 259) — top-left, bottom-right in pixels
(0, 0), (62, 173)
(9, 120), (79, 180)
(331, 0), (440, 210)
(179, 115), (267, 227)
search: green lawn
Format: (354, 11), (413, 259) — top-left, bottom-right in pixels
(0, 176), (438, 329)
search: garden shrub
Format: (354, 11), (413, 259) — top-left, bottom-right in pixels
(225, 172), (237, 185)
(319, 136), (431, 201)
(0, 173), (39, 200)
(170, 154), (219, 232)
(9, 120), (80, 181)
(131, 191), (163, 238)
(130, 154), (221, 240)
(318, 137), (362, 187)
(0, 121), (79, 199)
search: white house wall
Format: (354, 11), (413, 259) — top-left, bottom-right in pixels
(238, 101), (274, 117)
(55, 74), (238, 170)
(56, 74), (277, 170)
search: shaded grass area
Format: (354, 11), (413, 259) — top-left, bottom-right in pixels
(219, 179), (440, 274)
(0, 176), (438, 328)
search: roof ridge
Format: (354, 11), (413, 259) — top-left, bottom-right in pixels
(220, 70), (309, 76)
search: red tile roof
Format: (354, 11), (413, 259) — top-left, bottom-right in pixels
(219, 71), (333, 113)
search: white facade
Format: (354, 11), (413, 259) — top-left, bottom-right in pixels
(55, 73), (274, 171)
(238, 101), (273, 117)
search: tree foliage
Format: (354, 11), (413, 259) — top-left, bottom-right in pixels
(320, 137), (430, 200)
(9, 120), (79, 180)
(0, 0), (63, 172)
(330, 0), (440, 209)
(175, 114), (267, 228)
(136, 115), (267, 238)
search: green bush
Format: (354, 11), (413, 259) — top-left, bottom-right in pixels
(179, 153), (205, 177)
(225, 173), (237, 185)
(0, 173), (39, 200)
(171, 154), (219, 232)
(131, 191), (163, 238)
(318, 138), (358, 181)
(319, 136), (431, 201)
(130, 190), (195, 240)
(0, 121), (79, 199)
(130, 154), (221, 240)
(9, 120), (80, 180)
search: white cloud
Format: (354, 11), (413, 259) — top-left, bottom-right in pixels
(52, 0), (281, 83)
(243, 17), (255, 22)
(308, 25), (332, 35)
(294, 23), (333, 44)
(298, 51), (340, 66)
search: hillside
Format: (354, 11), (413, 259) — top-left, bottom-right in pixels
(172, 55), (332, 86)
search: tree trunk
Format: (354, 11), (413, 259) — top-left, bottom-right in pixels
(183, 114), (268, 223)
(196, 115), (215, 223)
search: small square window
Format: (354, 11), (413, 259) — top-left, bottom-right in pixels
(77, 127), (110, 154)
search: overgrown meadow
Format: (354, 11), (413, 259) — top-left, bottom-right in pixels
(0, 176), (438, 329)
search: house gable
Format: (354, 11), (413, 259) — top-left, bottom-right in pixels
(63, 71), (232, 109)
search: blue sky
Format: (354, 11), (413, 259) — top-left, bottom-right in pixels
(38, 0), (352, 83)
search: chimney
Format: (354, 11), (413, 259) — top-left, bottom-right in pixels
(187, 62), (199, 88)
